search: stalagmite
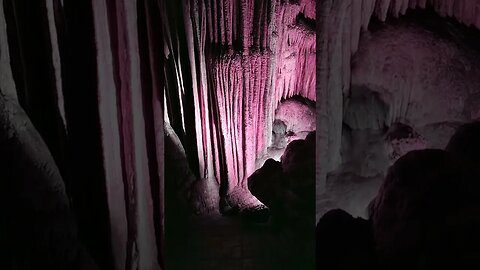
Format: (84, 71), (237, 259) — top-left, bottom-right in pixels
(168, 0), (316, 212)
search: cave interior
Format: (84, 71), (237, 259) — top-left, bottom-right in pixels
(163, 0), (315, 269)
(317, 0), (480, 269)
(0, 0), (316, 269)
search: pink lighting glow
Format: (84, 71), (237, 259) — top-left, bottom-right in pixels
(182, 0), (316, 194)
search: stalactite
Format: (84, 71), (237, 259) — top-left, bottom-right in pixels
(1, 0), (165, 268)
(91, 1), (128, 269)
(179, 0), (315, 203)
(274, 3), (316, 102)
(320, 0), (480, 162)
(317, 0), (480, 223)
(46, 0), (66, 129)
(93, 0), (163, 269)
(143, 0), (165, 266)
(316, 0), (328, 220)
(317, 0), (347, 190)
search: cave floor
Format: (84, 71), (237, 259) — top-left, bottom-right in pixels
(166, 214), (308, 270)
(316, 172), (384, 222)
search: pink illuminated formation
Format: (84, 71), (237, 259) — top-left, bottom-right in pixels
(183, 0), (316, 192)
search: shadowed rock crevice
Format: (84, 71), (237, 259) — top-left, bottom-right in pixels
(317, 123), (480, 269)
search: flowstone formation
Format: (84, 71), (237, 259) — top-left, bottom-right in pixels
(164, 0), (315, 216)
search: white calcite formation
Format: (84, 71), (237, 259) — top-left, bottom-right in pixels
(351, 22), (480, 128)
(275, 98), (316, 141)
(258, 97), (316, 167)
(349, 19), (480, 165)
(317, 0), (480, 183)
(318, 0), (480, 222)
